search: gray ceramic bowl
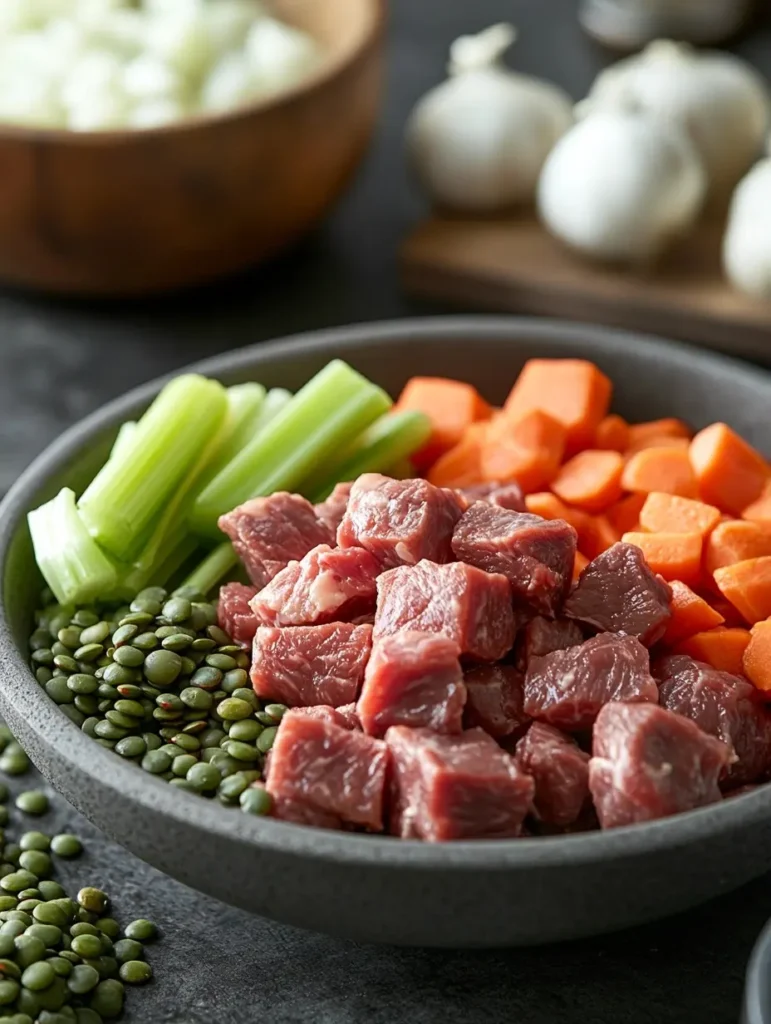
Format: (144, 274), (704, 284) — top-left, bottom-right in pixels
(2, 317), (771, 949)
(744, 917), (771, 1024)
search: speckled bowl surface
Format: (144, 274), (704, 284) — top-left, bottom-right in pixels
(2, 316), (771, 949)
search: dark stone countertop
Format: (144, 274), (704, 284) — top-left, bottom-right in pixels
(3, 2), (771, 1021)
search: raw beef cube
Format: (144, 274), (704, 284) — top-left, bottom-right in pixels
(386, 726), (534, 840)
(271, 794), (343, 830)
(250, 544), (379, 628)
(564, 542), (672, 645)
(515, 722), (589, 826)
(217, 582), (258, 648)
(656, 654), (771, 786)
(219, 493), (333, 589)
(251, 623), (372, 707)
(314, 482), (353, 535)
(337, 474), (465, 569)
(461, 481), (526, 512)
(524, 633), (658, 731)
(590, 702), (728, 828)
(516, 616), (584, 671)
(375, 560), (515, 661)
(267, 710), (389, 830)
(463, 664), (529, 739)
(284, 705), (356, 730)
(358, 631), (466, 737)
(335, 703), (362, 730)
(452, 504), (577, 616)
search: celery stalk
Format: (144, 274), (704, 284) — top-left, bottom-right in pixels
(109, 422), (136, 462)
(190, 361), (392, 536)
(78, 374), (228, 561)
(308, 411), (431, 501)
(196, 383), (266, 490)
(181, 541), (238, 596)
(28, 489), (118, 606)
(118, 532), (200, 599)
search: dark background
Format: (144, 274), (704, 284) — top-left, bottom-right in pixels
(6, 2), (771, 1021)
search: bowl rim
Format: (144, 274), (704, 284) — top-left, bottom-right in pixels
(0, 0), (385, 146)
(3, 314), (771, 871)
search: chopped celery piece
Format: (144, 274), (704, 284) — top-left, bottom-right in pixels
(28, 488), (118, 606)
(109, 421), (136, 462)
(308, 411), (431, 501)
(190, 361), (391, 536)
(182, 541), (239, 596)
(253, 387), (292, 429)
(118, 532), (200, 599)
(78, 374), (228, 562)
(196, 383), (266, 490)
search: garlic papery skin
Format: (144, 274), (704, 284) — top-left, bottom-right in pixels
(537, 109), (707, 265)
(406, 23), (574, 213)
(723, 154), (771, 300)
(586, 40), (771, 201)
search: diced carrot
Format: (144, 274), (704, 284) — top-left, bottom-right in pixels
(593, 414), (629, 452)
(551, 450), (624, 513)
(713, 556), (771, 624)
(573, 551), (589, 581)
(426, 422), (487, 488)
(621, 447), (698, 498)
(639, 493), (721, 538)
(480, 411), (566, 493)
(627, 418), (691, 447)
(676, 627), (751, 675)
(525, 491), (576, 522)
(743, 620), (771, 692)
(661, 580), (725, 646)
(621, 531), (703, 585)
(625, 435), (691, 457)
(709, 597), (749, 629)
(579, 515), (619, 560)
(743, 480), (771, 523)
(606, 493), (647, 535)
(503, 359), (612, 453)
(689, 423), (769, 515)
(704, 520), (771, 576)
(395, 377), (492, 470)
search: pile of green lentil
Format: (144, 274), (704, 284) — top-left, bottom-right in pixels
(29, 586), (278, 816)
(0, 726), (158, 1023)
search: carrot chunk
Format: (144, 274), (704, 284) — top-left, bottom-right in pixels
(621, 447), (698, 498)
(396, 377), (492, 470)
(639, 493), (721, 538)
(704, 520), (771, 576)
(689, 423), (769, 515)
(525, 491), (575, 523)
(503, 359), (612, 453)
(621, 531), (703, 585)
(662, 580), (725, 646)
(573, 551), (589, 581)
(625, 436), (691, 457)
(426, 422), (487, 488)
(743, 620), (771, 693)
(606, 493), (646, 535)
(579, 515), (619, 560)
(480, 411), (566, 493)
(713, 556), (771, 624)
(593, 415), (629, 452)
(627, 418), (691, 447)
(677, 627), (751, 675)
(742, 480), (771, 523)
(551, 450), (624, 513)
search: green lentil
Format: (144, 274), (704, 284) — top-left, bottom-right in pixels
(263, 703), (288, 722)
(256, 727), (278, 754)
(114, 736), (146, 760)
(112, 646), (144, 669)
(190, 666), (221, 691)
(103, 711), (138, 730)
(76, 890), (107, 916)
(18, 852), (50, 879)
(44, 679), (74, 705)
(139, 750), (170, 775)
(24, 924), (60, 948)
(123, 919), (156, 942)
(0, 900), (16, 915)
(65, 676), (97, 696)
(66, 964), (99, 995)
(112, 938), (142, 964)
(228, 719), (263, 742)
(15, 793), (48, 818)
(240, 786), (273, 816)
(14, 935), (46, 968)
(0, 979), (19, 1004)
(4, 848), (21, 866)
(72, 644), (103, 663)
(69, 923), (99, 938)
(49, 836), (81, 861)
(70, 935), (101, 960)
(216, 698), (252, 721)
(142, 733), (162, 751)
(185, 763), (220, 792)
(32, 906), (68, 930)
(0, 876), (37, 897)
(20, 959), (55, 990)
(75, 1009), (102, 1024)
(119, 960), (151, 984)
(143, 650), (182, 687)
(89, 978), (124, 1018)
(95, 918), (119, 940)
(37, 883), (65, 903)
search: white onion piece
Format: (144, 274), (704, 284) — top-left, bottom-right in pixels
(129, 96), (187, 129)
(246, 17), (319, 95)
(201, 51), (257, 111)
(122, 53), (183, 102)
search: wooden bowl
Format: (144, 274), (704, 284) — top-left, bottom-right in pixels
(0, 0), (385, 296)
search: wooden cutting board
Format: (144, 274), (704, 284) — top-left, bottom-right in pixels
(401, 214), (771, 364)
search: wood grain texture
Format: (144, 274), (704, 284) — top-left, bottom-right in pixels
(0, 0), (385, 296)
(401, 214), (771, 363)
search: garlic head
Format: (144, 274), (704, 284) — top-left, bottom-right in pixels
(723, 154), (771, 300)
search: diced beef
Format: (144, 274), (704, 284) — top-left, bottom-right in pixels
(267, 710), (389, 830)
(463, 664), (530, 739)
(452, 504), (577, 616)
(251, 622), (372, 707)
(217, 582), (258, 648)
(515, 615), (584, 671)
(386, 726), (534, 840)
(219, 493), (333, 589)
(461, 481), (526, 512)
(375, 560), (515, 661)
(337, 474), (465, 570)
(335, 703), (362, 731)
(590, 702), (728, 829)
(314, 482), (353, 535)
(564, 542), (672, 645)
(284, 705), (357, 731)
(524, 632), (658, 731)
(515, 722), (590, 826)
(358, 631), (466, 737)
(656, 654), (771, 787)
(249, 544), (379, 628)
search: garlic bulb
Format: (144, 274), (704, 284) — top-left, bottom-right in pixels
(723, 150), (771, 299)
(537, 108), (707, 264)
(406, 24), (573, 213)
(586, 40), (771, 200)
